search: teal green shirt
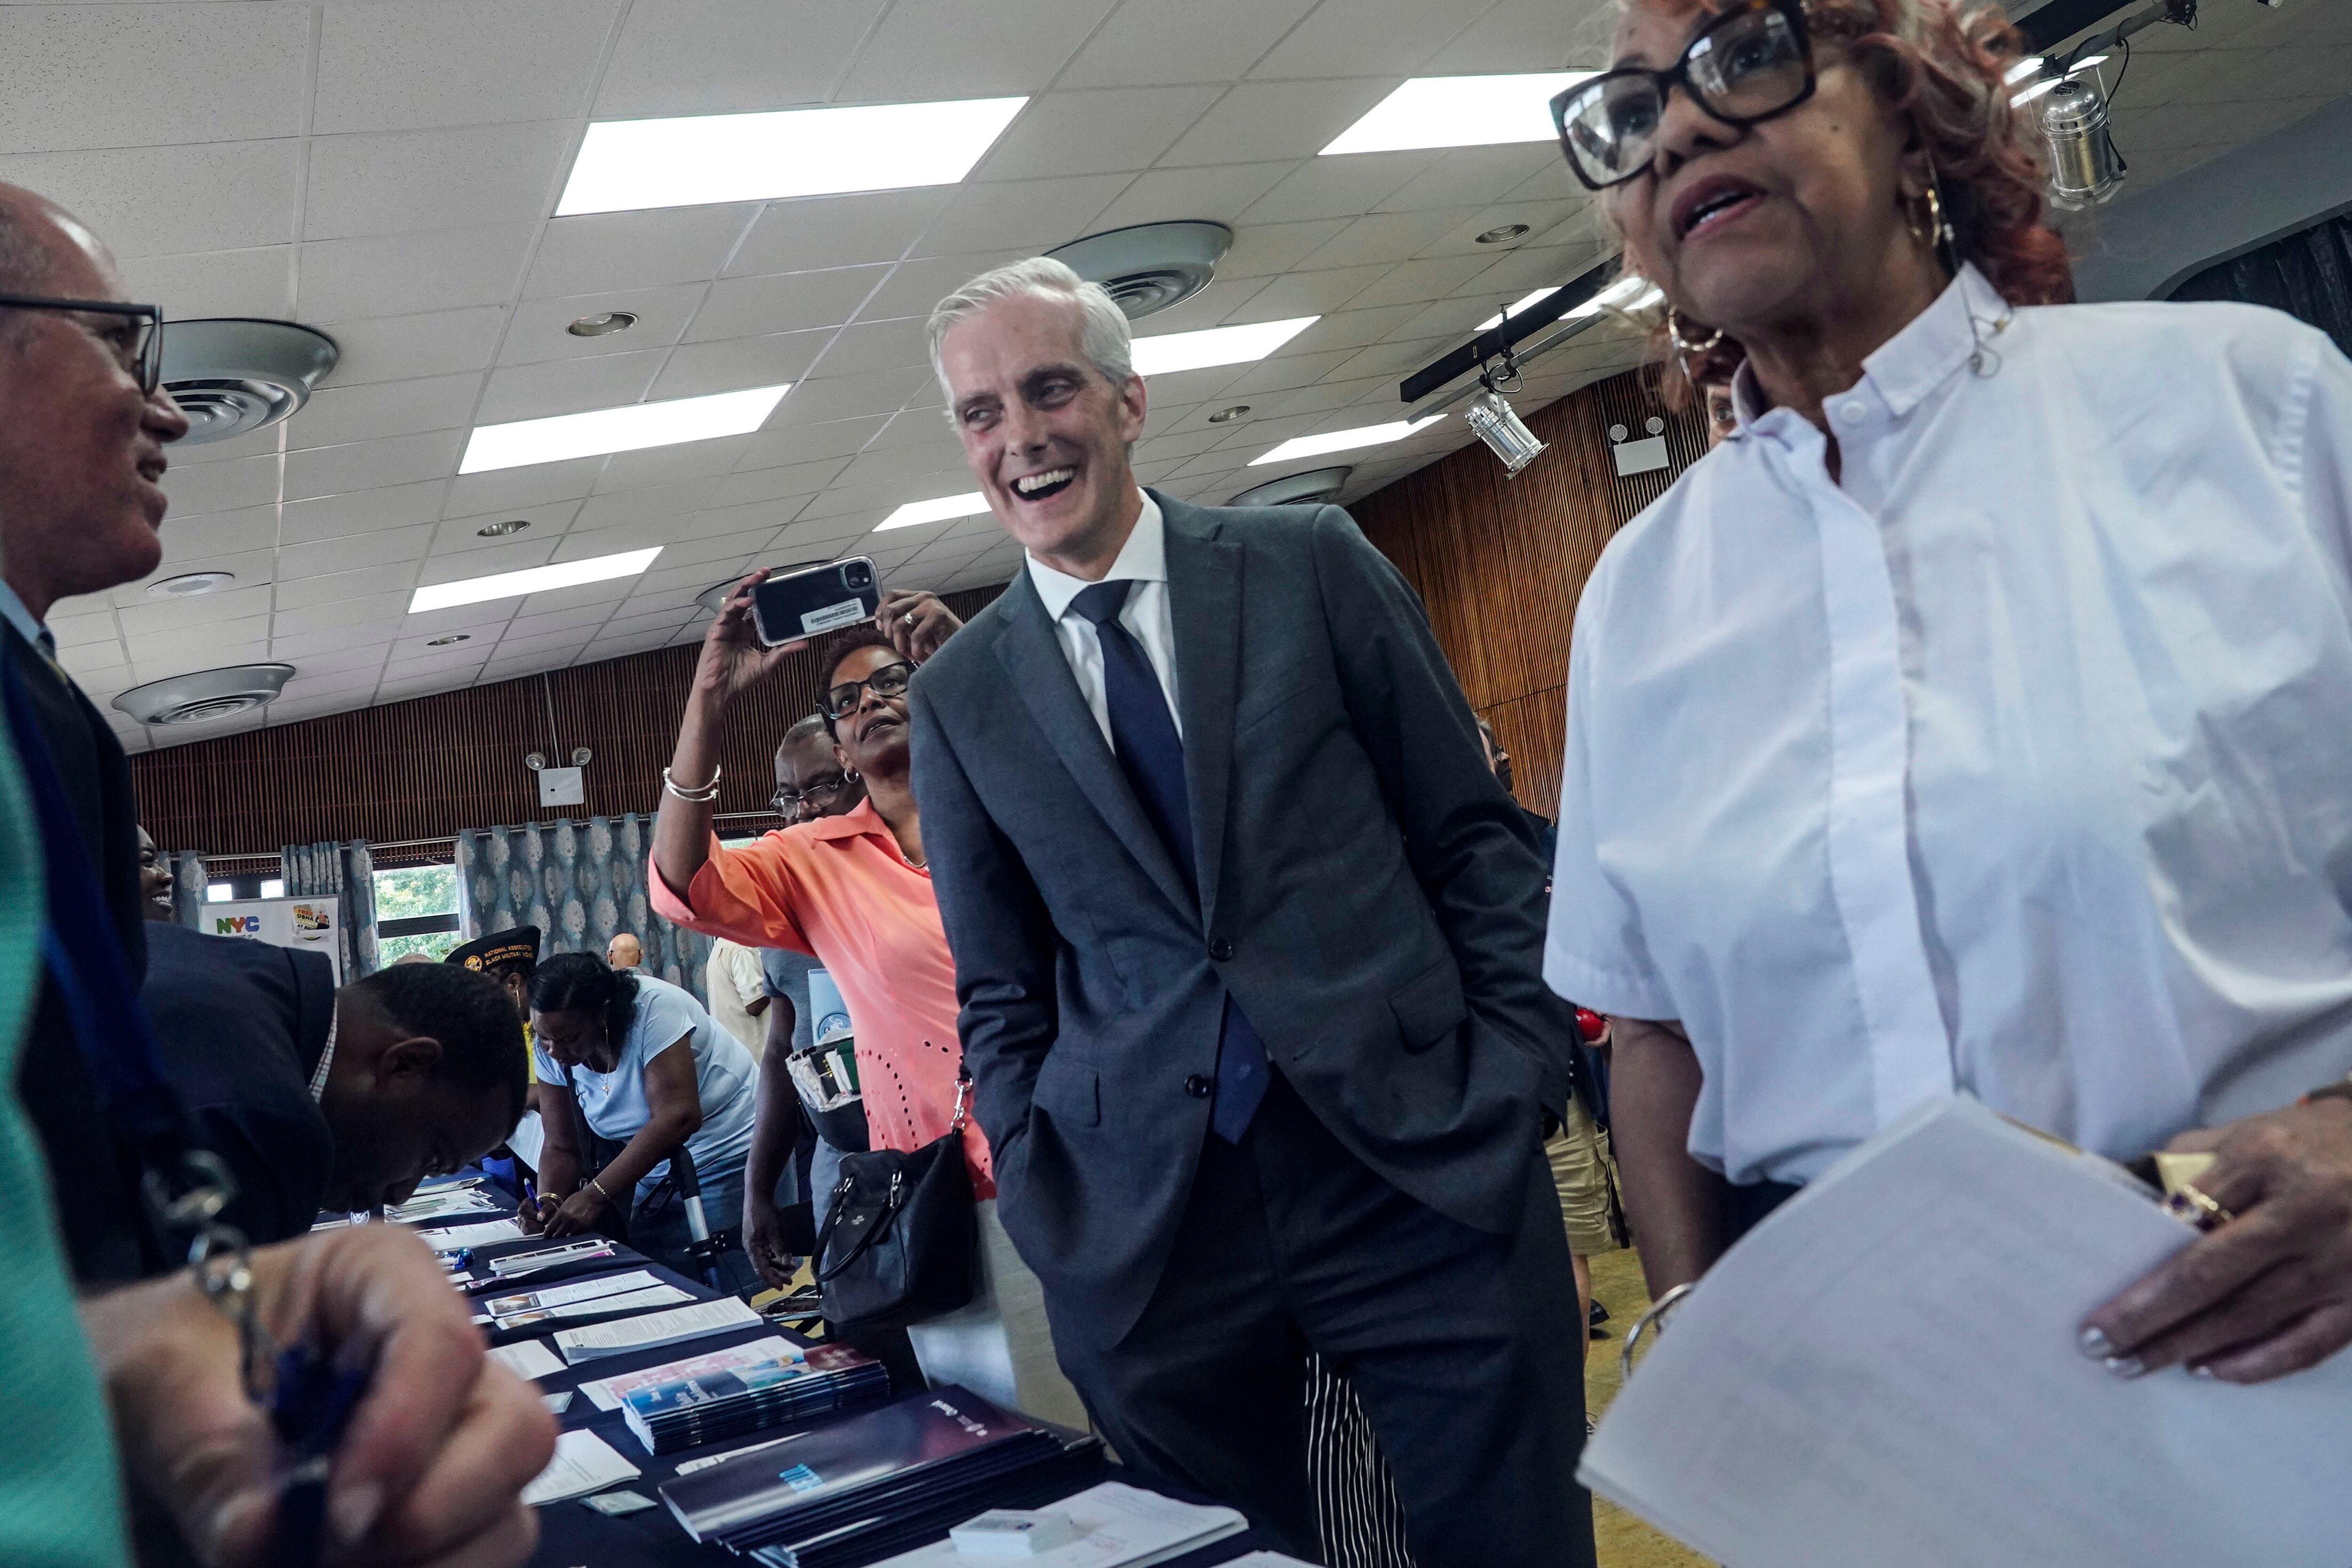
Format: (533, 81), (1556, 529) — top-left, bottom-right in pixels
(0, 724), (130, 1567)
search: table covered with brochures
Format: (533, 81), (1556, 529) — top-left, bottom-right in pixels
(361, 1173), (1296, 1568)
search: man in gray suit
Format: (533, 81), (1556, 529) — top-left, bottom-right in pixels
(908, 257), (1594, 1568)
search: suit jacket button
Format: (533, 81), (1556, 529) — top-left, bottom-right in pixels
(1208, 939), (1235, 961)
(1184, 1074), (1211, 1098)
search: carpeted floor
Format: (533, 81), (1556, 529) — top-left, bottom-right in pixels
(1584, 1248), (1714, 1568)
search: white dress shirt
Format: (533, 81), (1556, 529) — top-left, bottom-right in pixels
(1025, 491), (1182, 742)
(1546, 265), (2352, 1185)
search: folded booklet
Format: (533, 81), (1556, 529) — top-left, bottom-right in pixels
(554, 1296), (762, 1365)
(870, 1481), (1248, 1568)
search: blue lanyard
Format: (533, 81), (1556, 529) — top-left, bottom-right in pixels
(0, 651), (186, 1160)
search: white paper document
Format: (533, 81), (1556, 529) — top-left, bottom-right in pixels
(521, 1429), (641, 1507)
(554, 1296), (761, 1364)
(485, 1283), (693, 1330)
(484, 1269), (667, 1319)
(1581, 1097), (2352, 1568)
(386, 1187), (501, 1222)
(484, 1339), (566, 1382)
(418, 1219), (524, 1252)
(874, 1482), (1248, 1568)
(576, 1334), (801, 1411)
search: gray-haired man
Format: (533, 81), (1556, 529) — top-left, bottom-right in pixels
(906, 257), (1595, 1566)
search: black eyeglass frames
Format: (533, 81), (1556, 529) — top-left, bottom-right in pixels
(771, 775), (851, 814)
(0, 294), (165, 395)
(822, 661), (914, 720)
(1549, 0), (1817, 191)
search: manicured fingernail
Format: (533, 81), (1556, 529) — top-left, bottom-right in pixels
(2189, 1363), (2216, 1379)
(2078, 1326), (2115, 1358)
(330, 1481), (383, 1546)
(2103, 1355), (2145, 1379)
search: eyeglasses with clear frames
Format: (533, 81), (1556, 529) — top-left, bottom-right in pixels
(0, 294), (166, 396)
(771, 775), (851, 815)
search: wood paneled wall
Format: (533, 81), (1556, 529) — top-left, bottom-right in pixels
(1353, 365), (1708, 819)
(131, 584), (1004, 859)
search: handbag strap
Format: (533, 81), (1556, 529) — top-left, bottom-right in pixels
(814, 1168), (905, 1284)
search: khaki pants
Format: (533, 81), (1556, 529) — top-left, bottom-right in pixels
(1545, 1096), (1627, 1256)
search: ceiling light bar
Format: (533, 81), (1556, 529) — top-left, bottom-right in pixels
(877, 492), (991, 531)
(557, 97), (1029, 215)
(1251, 417), (1444, 466)
(1322, 73), (1597, 156)
(2005, 56), (2048, 83)
(1478, 289), (1559, 332)
(459, 385), (790, 474)
(409, 547), (662, 614)
(1568, 275), (1661, 318)
(1131, 317), (1319, 376)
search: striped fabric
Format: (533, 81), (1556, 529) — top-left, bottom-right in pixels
(1306, 1353), (1416, 1568)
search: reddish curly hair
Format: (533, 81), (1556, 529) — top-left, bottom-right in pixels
(1616, 0), (2074, 397)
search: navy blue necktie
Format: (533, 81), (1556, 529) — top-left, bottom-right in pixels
(1072, 580), (1268, 1141)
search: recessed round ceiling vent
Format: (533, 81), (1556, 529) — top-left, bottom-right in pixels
(159, 319), (339, 446)
(1046, 222), (1233, 320)
(1229, 467), (1353, 508)
(695, 562), (832, 617)
(112, 662), (294, 726)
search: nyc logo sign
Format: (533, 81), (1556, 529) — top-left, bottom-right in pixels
(215, 915), (261, 937)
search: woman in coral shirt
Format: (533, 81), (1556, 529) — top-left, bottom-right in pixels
(650, 581), (1085, 1429)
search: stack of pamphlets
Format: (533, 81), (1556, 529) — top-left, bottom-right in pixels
(620, 1341), (890, 1455)
(659, 1387), (1105, 1568)
(870, 1481), (1248, 1567)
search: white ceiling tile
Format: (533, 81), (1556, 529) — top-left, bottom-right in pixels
(1085, 163), (1295, 231)
(1324, 334), (1452, 382)
(712, 456), (854, 508)
(1059, 0), (1321, 89)
(834, 442), (965, 488)
(1298, 208), (1481, 271)
(649, 329), (835, 400)
(285, 640), (408, 678)
(284, 373), (483, 450)
(1344, 254), (1494, 310)
(1424, 0), (1609, 72)
(158, 505), (279, 563)
(593, 434), (762, 493)
(0, 6), (310, 155)
(115, 584), (275, 637)
(297, 224), (537, 320)
(508, 600), (622, 637)
(380, 673), (473, 702)
(804, 318), (930, 381)
(1465, 240), (1608, 296)
(974, 88), (1224, 182)
(1216, 219), (1353, 278)
(119, 550), (275, 607)
(1416, 197), (1591, 255)
(734, 416), (890, 470)
(126, 615), (271, 661)
(670, 496), (811, 543)
(571, 478), (724, 534)
(167, 427), (288, 472)
(49, 609), (121, 647)
(430, 500), (584, 557)
(500, 285), (705, 366)
(858, 251), (1025, 322)
(594, 0), (893, 116)
(834, 0), (1118, 99)
(415, 536), (558, 584)
(1375, 146), (1570, 215)
(442, 457), (607, 517)
(0, 140), (299, 259)
(524, 207), (759, 298)
(726, 191), (953, 283)
(766, 366), (931, 428)
(477, 350), (665, 425)
(494, 626), (600, 661)
(280, 520), (437, 580)
(1212, 347), (1366, 395)
(312, 0), (622, 134)
(387, 623), (505, 664)
(304, 122), (575, 241)
(1224, 263), (1389, 320)
(163, 454), (281, 519)
(282, 480), (444, 544)
(120, 247), (294, 319)
(512, 572), (643, 613)
(284, 430), (467, 501)
(1250, 0), (1486, 78)
(272, 621), (407, 661)
(1158, 81), (1397, 168)
(274, 563), (423, 612)
(1240, 153), (1444, 224)
(315, 306), (509, 387)
(911, 174), (1132, 259)
(686, 266), (890, 342)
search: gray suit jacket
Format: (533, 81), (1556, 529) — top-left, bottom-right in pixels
(909, 494), (1575, 1338)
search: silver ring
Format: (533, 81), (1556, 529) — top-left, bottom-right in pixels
(902, 611), (917, 625)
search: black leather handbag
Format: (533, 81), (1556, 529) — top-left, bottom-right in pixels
(812, 1071), (978, 1334)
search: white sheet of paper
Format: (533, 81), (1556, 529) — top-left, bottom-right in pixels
(507, 1108), (544, 1170)
(484, 1339), (565, 1381)
(484, 1269), (667, 1317)
(871, 1481), (1249, 1568)
(418, 1219), (523, 1252)
(576, 1334), (801, 1411)
(486, 1283), (694, 1330)
(521, 1429), (641, 1507)
(387, 1189), (500, 1222)
(554, 1297), (761, 1364)
(1219, 1555), (1319, 1568)
(1582, 1097), (2352, 1568)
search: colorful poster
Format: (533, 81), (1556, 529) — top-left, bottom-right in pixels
(207, 895), (342, 983)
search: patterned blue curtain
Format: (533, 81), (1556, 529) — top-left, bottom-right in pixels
(453, 813), (709, 1008)
(279, 839), (378, 979)
(166, 851), (208, 929)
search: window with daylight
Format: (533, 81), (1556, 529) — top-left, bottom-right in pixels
(373, 864), (462, 963)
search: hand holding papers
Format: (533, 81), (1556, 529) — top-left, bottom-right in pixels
(1582, 1098), (2352, 1568)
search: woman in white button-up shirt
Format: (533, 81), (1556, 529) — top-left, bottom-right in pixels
(1544, 0), (2352, 1383)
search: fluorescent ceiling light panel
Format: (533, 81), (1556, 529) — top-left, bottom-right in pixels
(1131, 317), (1319, 375)
(1568, 276), (1661, 318)
(878, 493), (991, 531)
(557, 98), (1029, 215)
(1251, 417), (1444, 466)
(1478, 290), (1558, 332)
(409, 547), (662, 614)
(2005, 56), (2047, 84)
(1322, 73), (1596, 156)
(458, 386), (790, 474)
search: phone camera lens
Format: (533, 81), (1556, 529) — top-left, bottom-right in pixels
(848, 564), (872, 587)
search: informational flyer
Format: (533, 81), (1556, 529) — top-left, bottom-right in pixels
(206, 895), (343, 983)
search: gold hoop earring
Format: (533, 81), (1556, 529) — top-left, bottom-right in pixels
(1668, 312), (1724, 357)
(1904, 191), (1932, 245)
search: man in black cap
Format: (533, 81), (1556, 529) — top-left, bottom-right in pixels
(142, 925), (529, 1245)
(446, 924), (541, 1026)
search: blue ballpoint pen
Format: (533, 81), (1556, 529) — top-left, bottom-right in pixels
(268, 1343), (373, 1568)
